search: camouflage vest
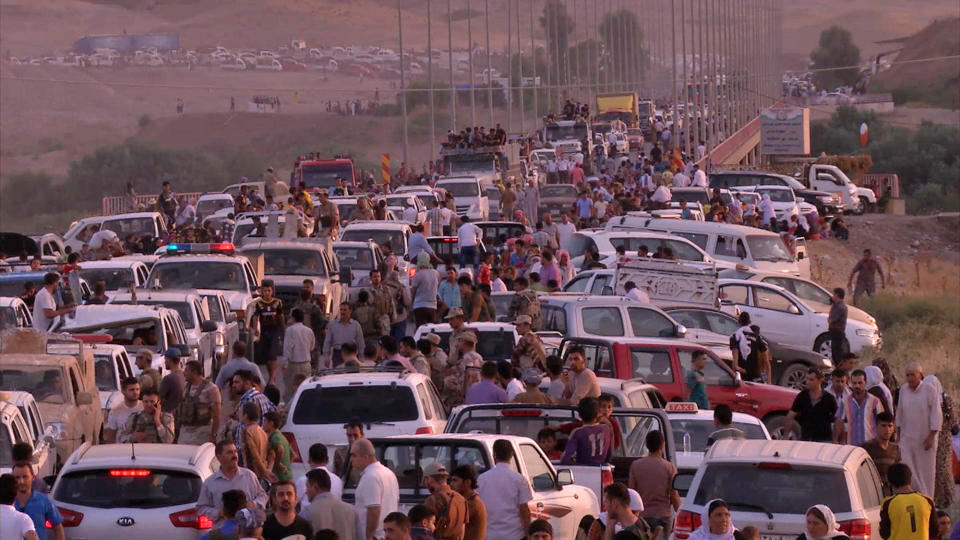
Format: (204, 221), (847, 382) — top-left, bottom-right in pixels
(178, 379), (213, 427)
(128, 411), (162, 442)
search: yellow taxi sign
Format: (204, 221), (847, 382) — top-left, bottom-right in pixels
(665, 402), (699, 413)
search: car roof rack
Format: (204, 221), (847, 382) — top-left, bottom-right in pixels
(313, 365), (409, 378)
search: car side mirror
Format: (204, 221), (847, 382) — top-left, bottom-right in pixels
(556, 469), (574, 487)
(43, 434), (55, 447)
(734, 371), (743, 386)
(226, 313), (238, 324)
(200, 320), (218, 333)
(674, 324), (687, 338)
(797, 252), (805, 260)
(672, 471), (694, 494)
(76, 392), (94, 405)
(43, 475), (57, 490)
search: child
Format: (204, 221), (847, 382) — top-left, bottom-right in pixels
(263, 411), (293, 482)
(537, 428), (563, 461)
(597, 394), (624, 452)
(477, 252), (494, 285)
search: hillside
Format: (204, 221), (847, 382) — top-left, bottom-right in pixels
(870, 17), (960, 109)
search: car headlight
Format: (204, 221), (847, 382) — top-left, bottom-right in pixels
(47, 423), (68, 441)
(855, 328), (876, 337)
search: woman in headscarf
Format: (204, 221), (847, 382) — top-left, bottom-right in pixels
(872, 357), (900, 402)
(557, 250), (576, 286)
(758, 194), (776, 229)
(865, 365), (894, 413)
(925, 374), (956, 509)
(796, 505), (849, 539)
(689, 499), (740, 540)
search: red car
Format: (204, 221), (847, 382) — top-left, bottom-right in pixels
(558, 336), (799, 438)
(626, 128), (645, 150)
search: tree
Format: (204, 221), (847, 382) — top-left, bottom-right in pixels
(599, 9), (648, 90)
(510, 48), (550, 114)
(539, 0), (575, 91)
(809, 26), (861, 91)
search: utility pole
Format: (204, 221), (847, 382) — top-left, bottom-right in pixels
(398, 0), (408, 164)
(468, 0), (476, 126)
(517, 0), (524, 132)
(671, 0), (677, 149)
(428, 0), (435, 160)
(529, 0), (538, 118)
(507, 0), (513, 134)
(486, 0), (494, 127)
(448, 0), (456, 130)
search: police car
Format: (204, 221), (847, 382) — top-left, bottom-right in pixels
(664, 401), (770, 484)
(145, 243), (262, 323)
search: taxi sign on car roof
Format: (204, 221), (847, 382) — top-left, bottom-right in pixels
(165, 243), (235, 256)
(665, 402), (699, 413)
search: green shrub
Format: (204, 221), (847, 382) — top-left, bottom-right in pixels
(860, 293), (960, 329)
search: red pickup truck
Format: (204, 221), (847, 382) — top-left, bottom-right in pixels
(558, 337), (799, 438)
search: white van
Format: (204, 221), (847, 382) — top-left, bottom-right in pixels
(63, 212), (168, 252)
(435, 177), (489, 221)
(606, 217), (808, 278)
(565, 230), (731, 269)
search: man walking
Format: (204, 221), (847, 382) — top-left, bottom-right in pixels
(628, 430), (680, 536)
(422, 463), (467, 540)
(296, 443), (343, 502)
(411, 252), (440, 327)
(104, 377), (141, 443)
(12, 462), (63, 540)
(512, 315), (546, 371)
(301, 469), (355, 540)
(456, 217), (482, 272)
(848, 249), (885, 305)
(783, 368), (838, 442)
(897, 362), (942, 498)
(32, 272), (74, 331)
(158, 348), (185, 414)
(827, 287), (849, 363)
(880, 463), (937, 540)
(835, 369), (885, 446)
(282, 309), (314, 402)
(450, 465), (486, 540)
(351, 438), (400, 540)
(322, 303), (365, 368)
(177, 361), (221, 445)
(248, 279), (285, 386)
(477, 440), (533, 540)
(197, 441), (269, 526)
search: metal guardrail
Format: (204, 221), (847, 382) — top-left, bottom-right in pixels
(101, 192), (204, 215)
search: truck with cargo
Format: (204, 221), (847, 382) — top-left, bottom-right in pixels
(292, 153), (356, 192)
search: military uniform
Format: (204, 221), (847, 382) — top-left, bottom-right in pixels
(442, 350), (482, 410)
(138, 367), (161, 394)
(513, 331), (547, 370)
(509, 289), (541, 330)
(119, 410), (175, 444)
(177, 379), (220, 444)
(366, 285), (395, 337)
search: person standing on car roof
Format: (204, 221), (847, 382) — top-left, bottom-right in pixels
(248, 279), (285, 387)
(782, 368), (838, 442)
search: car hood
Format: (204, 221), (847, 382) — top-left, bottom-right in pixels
(807, 301), (876, 327)
(36, 402), (73, 426)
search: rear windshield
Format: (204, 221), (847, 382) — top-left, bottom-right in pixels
(341, 230), (406, 256)
(112, 301), (194, 329)
(693, 463), (851, 513)
(432, 331), (515, 361)
(93, 355), (117, 392)
(293, 385), (419, 424)
(78, 268), (135, 290)
(54, 469), (202, 509)
(669, 419), (766, 452)
(0, 366), (69, 404)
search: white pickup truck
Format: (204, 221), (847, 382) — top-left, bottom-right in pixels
(342, 433), (598, 540)
(443, 404), (676, 504)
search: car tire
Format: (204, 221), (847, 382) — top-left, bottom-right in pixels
(778, 363), (808, 390)
(813, 333), (847, 361)
(853, 197), (867, 215)
(764, 415), (800, 440)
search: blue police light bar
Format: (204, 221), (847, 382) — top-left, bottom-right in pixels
(165, 243), (235, 256)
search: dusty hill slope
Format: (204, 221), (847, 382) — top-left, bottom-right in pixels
(870, 17), (960, 109)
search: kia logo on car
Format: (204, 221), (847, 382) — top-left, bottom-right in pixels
(117, 516), (135, 527)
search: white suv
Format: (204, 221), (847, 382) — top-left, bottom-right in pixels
(283, 367), (447, 478)
(50, 442), (219, 538)
(673, 439), (883, 540)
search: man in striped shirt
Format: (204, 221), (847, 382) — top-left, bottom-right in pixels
(834, 368), (884, 445)
(427, 199), (455, 236)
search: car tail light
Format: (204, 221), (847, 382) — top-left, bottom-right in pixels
(672, 510), (701, 539)
(169, 508), (213, 529)
(838, 518), (870, 540)
(56, 507), (84, 527)
(501, 409), (543, 417)
(408, 267), (417, 277)
(415, 426), (434, 434)
(757, 462), (792, 471)
(598, 467), (614, 510)
(283, 431), (302, 463)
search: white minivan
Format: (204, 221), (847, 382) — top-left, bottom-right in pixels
(606, 217), (808, 277)
(435, 176), (489, 221)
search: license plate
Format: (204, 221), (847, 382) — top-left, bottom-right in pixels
(760, 535), (793, 540)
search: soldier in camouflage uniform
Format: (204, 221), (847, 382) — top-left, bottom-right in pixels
(365, 269), (395, 340)
(442, 328), (482, 410)
(511, 315), (546, 371)
(423, 332), (448, 392)
(440, 308), (475, 409)
(508, 277), (541, 330)
(119, 388), (175, 444)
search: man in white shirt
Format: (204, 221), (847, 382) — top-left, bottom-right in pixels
(104, 377), (142, 443)
(556, 213), (577, 251)
(672, 170), (690, 188)
(651, 183), (672, 204)
(558, 156), (571, 183)
(624, 281), (651, 303)
(607, 131), (618, 154)
(546, 158), (558, 184)
(32, 272), (74, 331)
(456, 217), (482, 272)
(282, 309), (315, 402)
(351, 438), (399, 540)
(692, 164), (708, 188)
(295, 442), (343, 503)
(89, 228), (120, 259)
(1, 474), (38, 540)
(477, 440), (533, 540)
(176, 197), (197, 228)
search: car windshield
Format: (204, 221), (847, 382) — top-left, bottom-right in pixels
(432, 330), (516, 361)
(93, 355), (118, 391)
(78, 268), (135, 290)
(54, 469), (202, 509)
(101, 218), (154, 240)
(0, 366), (69, 404)
(439, 182), (480, 198)
(149, 261), (246, 291)
(609, 237), (704, 262)
(292, 385), (419, 424)
(112, 301), (194, 329)
(447, 156), (495, 175)
(540, 185), (578, 198)
(693, 463), (851, 513)
(301, 164), (353, 189)
(415, 194), (437, 206)
(757, 189), (795, 203)
(746, 236), (795, 262)
(242, 249), (328, 277)
(669, 418), (767, 452)
(490, 294), (513, 320)
(546, 124), (587, 141)
(197, 198), (233, 215)
(385, 196), (416, 208)
(334, 247), (375, 270)
(341, 229), (406, 256)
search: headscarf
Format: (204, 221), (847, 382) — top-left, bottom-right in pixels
(688, 500), (737, 540)
(759, 194), (776, 220)
(732, 325), (752, 363)
(865, 366), (894, 412)
(924, 374), (944, 405)
(801, 505), (844, 540)
(872, 357), (900, 392)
